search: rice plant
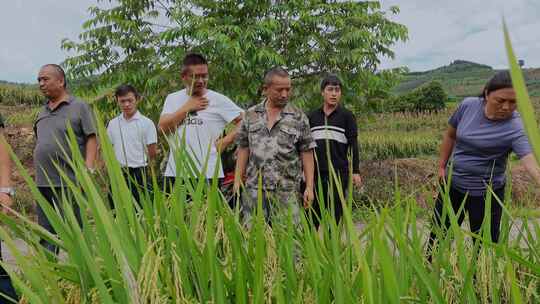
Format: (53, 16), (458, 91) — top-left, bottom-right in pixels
(0, 84), (43, 106)
(360, 131), (441, 160)
(0, 107), (536, 303)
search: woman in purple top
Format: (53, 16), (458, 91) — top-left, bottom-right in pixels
(428, 71), (540, 254)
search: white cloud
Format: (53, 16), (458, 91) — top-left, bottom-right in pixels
(0, 0), (95, 83)
(379, 0), (540, 71)
(0, 1), (538, 81)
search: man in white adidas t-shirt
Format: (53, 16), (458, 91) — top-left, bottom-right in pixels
(158, 53), (243, 190)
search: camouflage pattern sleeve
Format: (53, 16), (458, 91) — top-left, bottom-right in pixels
(236, 112), (250, 148)
(297, 112), (316, 152)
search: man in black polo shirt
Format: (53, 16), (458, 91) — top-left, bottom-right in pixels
(34, 64), (97, 252)
(308, 74), (361, 227)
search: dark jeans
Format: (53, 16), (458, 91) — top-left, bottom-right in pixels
(427, 184), (505, 255)
(0, 245), (18, 303)
(310, 172), (349, 228)
(109, 167), (152, 209)
(37, 187), (81, 253)
(124, 167), (151, 204)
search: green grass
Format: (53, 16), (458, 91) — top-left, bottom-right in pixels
(0, 110), (538, 303)
(3, 106), (40, 126)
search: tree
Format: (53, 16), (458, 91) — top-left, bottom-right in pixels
(62, 0), (408, 117)
(414, 81), (447, 111)
(388, 81), (447, 113)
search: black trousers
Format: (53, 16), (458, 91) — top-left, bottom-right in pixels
(161, 176), (178, 196)
(37, 187), (81, 253)
(124, 167), (151, 205)
(427, 184), (505, 253)
(108, 167), (152, 210)
(310, 171), (349, 228)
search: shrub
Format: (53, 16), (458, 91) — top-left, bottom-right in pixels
(387, 81), (448, 113)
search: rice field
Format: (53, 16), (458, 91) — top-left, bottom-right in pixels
(0, 84), (43, 106)
(0, 119), (539, 303)
(359, 97), (540, 161)
(358, 108), (454, 160)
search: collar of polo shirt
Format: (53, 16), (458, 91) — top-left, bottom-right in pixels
(46, 95), (74, 112)
(120, 110), (142, 122)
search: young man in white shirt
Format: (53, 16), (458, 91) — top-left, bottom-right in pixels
(158, 53), (243, 192)
(107, 84), (157, 204)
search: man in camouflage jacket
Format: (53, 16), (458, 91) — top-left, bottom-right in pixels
(234, 67), (316, 225)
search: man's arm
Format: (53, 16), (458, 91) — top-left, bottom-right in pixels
(145, 119), (159, 165)
(234, 147), (249, 193)
(147, 143), (158, 162)
(347, 113), (362, 187)
(301, 149), (315, 207)
(0, 130), (13, 211)
(158, 95), (208, 134)
(85, 134), (98, 170)
(215, 115), (243, 153)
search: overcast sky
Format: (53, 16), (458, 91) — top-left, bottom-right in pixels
(1, 0), (539, 83)
(379, 0), (540, 71)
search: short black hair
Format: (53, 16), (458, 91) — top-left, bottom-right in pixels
(320, 74), (342, 91)
(481, 70), (513, 98)
(182, 53), (207, 68)
(42, 64), (67, 88)
(263, 67), (289, 86)
(115, 84), (140, 99)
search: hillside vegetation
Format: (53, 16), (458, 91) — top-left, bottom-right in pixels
(395, 60), (540, 98)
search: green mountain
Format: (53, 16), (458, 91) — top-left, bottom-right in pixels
(395, 60), (540, 98)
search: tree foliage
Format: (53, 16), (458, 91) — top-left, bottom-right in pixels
(62, 0), (407, 117)
(387, 81), (448, 113)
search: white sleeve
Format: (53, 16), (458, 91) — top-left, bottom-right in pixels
(106, 119), (114, 143)
(145, 119), (158, 145)
(161, 93), (182, 116)
(218, 95), (243, 123)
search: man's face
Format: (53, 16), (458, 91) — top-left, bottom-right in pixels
(37, 66), (65, 99)
(322, 85), (341, 107)
(181, 64), (209, 96)
(264, 76), (291, 108)
(116, 92), (139, 117)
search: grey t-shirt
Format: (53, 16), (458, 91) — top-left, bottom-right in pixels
(447, 97), (531, 195)
(33, 96), (96, 187)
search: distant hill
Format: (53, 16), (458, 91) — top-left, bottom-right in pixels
(395, 60), (540, 98)
(0, 80), (31, 86)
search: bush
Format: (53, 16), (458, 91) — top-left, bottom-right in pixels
(387, 81), (447, 113)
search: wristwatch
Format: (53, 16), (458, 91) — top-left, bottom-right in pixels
(0, 187), (15, 197)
